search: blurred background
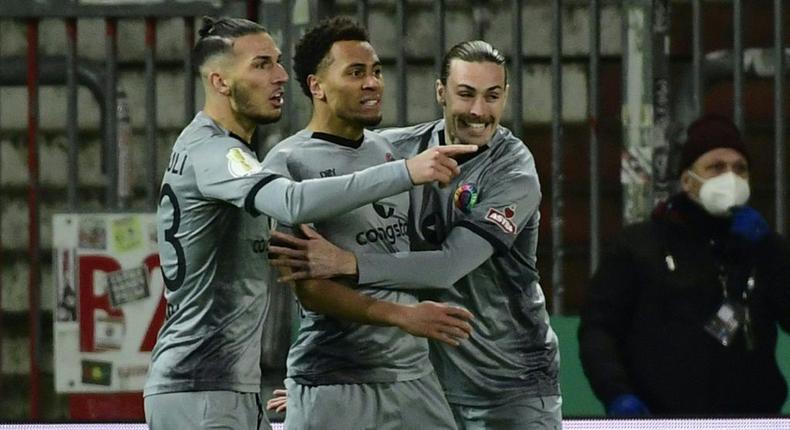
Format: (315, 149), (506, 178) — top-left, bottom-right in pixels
(0, 0), (789, 422)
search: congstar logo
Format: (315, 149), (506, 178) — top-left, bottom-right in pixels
(250, 239), (268, 253)
(356, 221), (409, 245)
(355, 201), (405, 245)
(372, 202), (394, 218)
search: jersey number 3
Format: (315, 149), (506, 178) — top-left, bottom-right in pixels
(160, 183), (186, 291)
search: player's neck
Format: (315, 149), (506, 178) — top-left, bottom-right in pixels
(203, 103), (255, 145)
(307, 108), (364, 141)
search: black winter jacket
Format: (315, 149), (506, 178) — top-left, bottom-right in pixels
(579, 193), (790, 416)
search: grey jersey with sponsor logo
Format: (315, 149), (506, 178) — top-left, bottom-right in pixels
(378, 120), (560, 407)
(262, 129), (432, 385)
(145, 112), (414, 396)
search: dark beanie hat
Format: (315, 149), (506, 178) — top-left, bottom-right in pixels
(680, 113), (749, 171)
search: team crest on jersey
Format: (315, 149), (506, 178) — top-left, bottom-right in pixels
(226, 147), (262, 178)
(485, 206), (516, 235)
(454, 183), (478, 214)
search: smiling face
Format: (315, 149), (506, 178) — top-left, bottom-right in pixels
(437, 59), (508, 146)
(310, 40), (384, 130)
(225, 32), (288, 125)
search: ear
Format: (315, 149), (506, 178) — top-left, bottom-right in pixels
(435, 79), (446, 106)
(209, 71), (231, 96)
(308, 74), (325, 101)
(679, 170), (694, 194)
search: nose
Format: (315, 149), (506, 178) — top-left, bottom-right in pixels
(469, 95), (485, 117)
(362, 73), (381, 91)
(273, 63), (289, 83)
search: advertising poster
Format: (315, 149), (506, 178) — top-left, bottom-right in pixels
(52, 213), (165, 393)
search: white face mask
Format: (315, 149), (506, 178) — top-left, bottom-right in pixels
(688, 171), (750, 216)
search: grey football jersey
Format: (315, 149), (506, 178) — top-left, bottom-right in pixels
(145, 112), (277, 396)
(376, 120), (561, 406)
(262, 129), (433, 385)
(145, 112), (414, 397)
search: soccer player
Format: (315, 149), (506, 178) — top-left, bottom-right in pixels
(270, 40), (563, 429)
(143, 17), (476, 430)
(261, 17), (470, 430)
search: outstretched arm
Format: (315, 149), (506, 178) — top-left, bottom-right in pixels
(252, 145), (477, 224)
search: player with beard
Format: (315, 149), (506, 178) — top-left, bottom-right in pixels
(270, 40), (562, 429)
(144, 17), (476, 430)
(261, 17), (474, 430)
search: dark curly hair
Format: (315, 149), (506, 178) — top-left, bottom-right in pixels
(194, 16), (268, 70)
(293, 16), (370, 98)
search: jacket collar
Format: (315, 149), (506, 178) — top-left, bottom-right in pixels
(652, 193), (730, 240)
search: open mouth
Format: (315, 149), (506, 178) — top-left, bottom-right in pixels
(361, 98), (380, 108)
(270, 90), (284, 107)
(460, 118), (489, 132)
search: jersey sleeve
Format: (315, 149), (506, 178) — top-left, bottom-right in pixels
(258, 142), (294, 179)
(190, 135), (273, 208)
(456, 158), (541, 254)
(356, 226), (494, 289)
(253, 142), (414, 224)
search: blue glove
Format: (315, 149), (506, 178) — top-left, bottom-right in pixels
(606, 394), (650, 417)
(730, 206), (770, 243)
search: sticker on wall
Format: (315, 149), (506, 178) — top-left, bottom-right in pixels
(112, 216), (144, 252)
(107, 267), (150, 307)
(81, 360), (113, 386)
(79, 217), (107, 250)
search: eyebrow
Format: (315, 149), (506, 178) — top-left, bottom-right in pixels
(251, 54), (279, 63)
(345, 61), (381, 69)
(457, 83), (504, 92)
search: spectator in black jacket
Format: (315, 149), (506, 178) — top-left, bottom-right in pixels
(579, 114), (790, 417)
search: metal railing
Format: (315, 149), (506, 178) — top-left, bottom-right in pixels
(1, 0), (230, 419)
(1, 0), (788, 420)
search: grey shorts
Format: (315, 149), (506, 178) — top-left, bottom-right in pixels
(451, 395), (563, 430)
(284, 372), (456, 430)
(144, 390), (271, 430)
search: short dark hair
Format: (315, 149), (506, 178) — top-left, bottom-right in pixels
(194, 16), (268, 70)
(293, 16), (370, 98)
(439, 40), (507, 85)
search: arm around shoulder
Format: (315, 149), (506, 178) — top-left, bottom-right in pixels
(356, 226), (495, 289)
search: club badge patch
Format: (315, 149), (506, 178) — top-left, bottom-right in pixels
(454, 183), (478, 214)
(485, 206), (516, 234)
(226, 147), (262, 178)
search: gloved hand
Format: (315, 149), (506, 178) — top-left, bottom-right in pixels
(606, 393), (650, 417)
(730, 206), (770, 243)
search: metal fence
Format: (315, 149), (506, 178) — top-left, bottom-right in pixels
(0, 0), (788, 420)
